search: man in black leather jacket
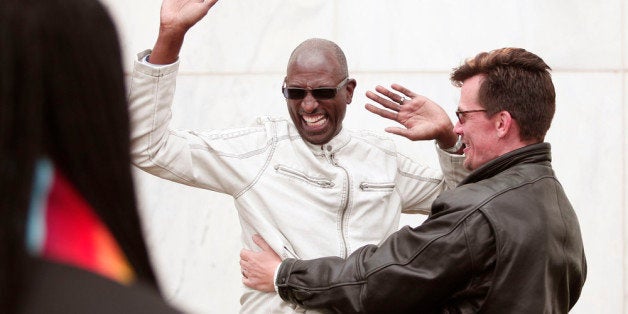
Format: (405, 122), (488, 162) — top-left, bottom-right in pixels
(240, 47), (587, 313)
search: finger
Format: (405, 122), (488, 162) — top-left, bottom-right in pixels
(384, 127), (412, 138)
(371, 87), (407, 106)
(367, 86), (405, 110)
(390, 84), (418, 99)
(201, 0), (220, 12)
(242, 276), (261, 290)
(240, 260), (248, 276)
(365, 104), (399, 121)
(252, 234), (273, 252)
(366, 91), (401, 111)
(239, 248), (251, 260)
(373, 85), (403, 102)
(203, 0), (220, 7)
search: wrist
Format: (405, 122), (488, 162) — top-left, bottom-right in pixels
(438, 135), (464, 154)
(272, 262), (281, 292)
(276, 259), (297, 301)
(158, 23), (188, 39)
(150, 32), (184, 65)
(436, 130), (458, 149)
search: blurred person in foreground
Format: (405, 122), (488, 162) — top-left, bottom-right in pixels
(241, 47), (587, 313)
(0, 0), (179, 312)
(129, 0), (468, 312)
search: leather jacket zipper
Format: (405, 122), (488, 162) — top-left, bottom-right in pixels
(274, 165), (334, 188)
(330, 153), (351, 258)
(359, 182), (395, 191)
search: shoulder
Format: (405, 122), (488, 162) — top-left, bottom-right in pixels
(346, 129), (397, 151)
(252, 116), (300, 139)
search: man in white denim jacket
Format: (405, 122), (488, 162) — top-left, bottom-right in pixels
(128, 0), (468, 313)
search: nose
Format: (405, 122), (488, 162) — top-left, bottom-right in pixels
(300, 92), (318, 113)
(453, 120), (463, 136)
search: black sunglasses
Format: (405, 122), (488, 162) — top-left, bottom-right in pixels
(282, 78), (349, 100)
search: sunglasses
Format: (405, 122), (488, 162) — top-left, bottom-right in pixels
(282, 77), (349, 100)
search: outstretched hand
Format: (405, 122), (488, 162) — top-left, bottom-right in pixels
(159, 0), (218, 33)
(240, 235), (282, 292)
(365, 84), (457, 148)
(150, 0), (219, 64)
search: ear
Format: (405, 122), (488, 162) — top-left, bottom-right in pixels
(344, 78), (357, 104)
(494, 111), (513, 138)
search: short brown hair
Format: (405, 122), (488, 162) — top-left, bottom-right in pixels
(451, 48), (555, 142)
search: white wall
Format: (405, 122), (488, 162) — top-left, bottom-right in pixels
(100, 0), (626, 313)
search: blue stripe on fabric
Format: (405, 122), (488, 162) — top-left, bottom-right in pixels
(25, 158), (54, 255)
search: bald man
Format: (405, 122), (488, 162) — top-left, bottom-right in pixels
(127, 0), (467, 313)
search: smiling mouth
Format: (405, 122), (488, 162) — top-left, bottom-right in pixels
(462, 141), (470, 153)
(302, 114), (327, 128)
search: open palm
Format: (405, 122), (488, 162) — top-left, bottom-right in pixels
(160, 0), (219, 32)
(365, 84), (454, 143)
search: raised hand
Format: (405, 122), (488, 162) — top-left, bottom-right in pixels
(159, 0), (218, 33)
(240, 234), (282, 292)
(150, 0), (219, 64)
(365, 84), (458, 149)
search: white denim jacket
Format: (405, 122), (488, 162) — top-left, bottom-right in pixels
(128, 50), (468, 314)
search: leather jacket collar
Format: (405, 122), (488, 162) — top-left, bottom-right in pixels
(460, 142), (551, 186)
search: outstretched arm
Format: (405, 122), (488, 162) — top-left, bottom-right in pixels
(273, 212), (494, 313)
(149, 0), (219, 64)
(240, 235), (282, 292)
(365, 84), (459, 151)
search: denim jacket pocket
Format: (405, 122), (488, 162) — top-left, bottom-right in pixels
(274, 164), (334, 188)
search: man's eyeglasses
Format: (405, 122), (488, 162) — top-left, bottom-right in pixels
(282, 78), (349, 100)
(455, 109), (487, 123)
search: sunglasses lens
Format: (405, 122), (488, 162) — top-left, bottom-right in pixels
(282, 87), (337, 100)
(284, 88), (306, 99)
(311, 88), (336, 100)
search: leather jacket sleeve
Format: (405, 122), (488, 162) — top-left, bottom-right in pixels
(276, 210), (496, 313)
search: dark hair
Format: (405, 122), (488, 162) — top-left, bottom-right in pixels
(0, 0), (159, 310)
(450, 47), (556, 142)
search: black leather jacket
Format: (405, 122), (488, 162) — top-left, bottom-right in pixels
(277, 143), (586, 313)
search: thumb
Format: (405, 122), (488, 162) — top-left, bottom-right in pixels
(385, 127), (411, 137)
(252, 234), (273, 252)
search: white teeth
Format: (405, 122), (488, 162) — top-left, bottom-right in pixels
(303, 114), (326, 126)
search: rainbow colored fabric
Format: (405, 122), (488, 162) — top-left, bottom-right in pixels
(26, 159), (135, 284)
